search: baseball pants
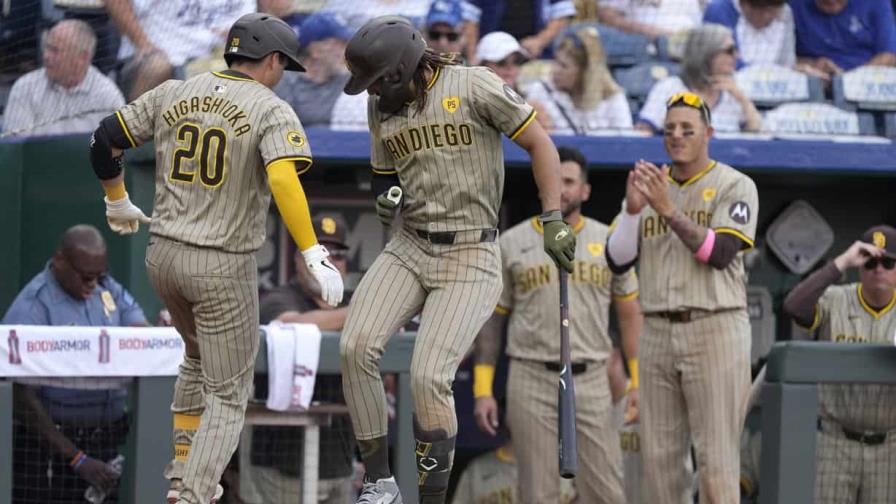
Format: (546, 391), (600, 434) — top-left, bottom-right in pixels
(340, 227), (501, 440)
(815, 419), (896, 503)
(146, 236), (260, 504)
(640, 309), (751, 504)
(507, 358), (625, 504)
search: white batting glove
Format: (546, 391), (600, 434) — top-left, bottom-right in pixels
(104, 193), (151, 235)
(302, 244), (344, 307)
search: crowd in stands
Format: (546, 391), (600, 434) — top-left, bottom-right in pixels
(0, 0), (895, 139)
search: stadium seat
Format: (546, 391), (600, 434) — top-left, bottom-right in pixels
(747, 285), (775, 367)
(735, 64), (824, 110)
(832, 66), (896, 112)
(885, 112), (896, 140)
(560, 22), (649, 68)
(762, 102), (875, 136)
(613, 61), (679, 106)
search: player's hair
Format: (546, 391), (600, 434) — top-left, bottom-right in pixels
(680, 23), (733, 91)
(226, 52), (286, 69)
(410, 48), (459, 114)
(554, 27), (621, 110)
(558, 146), (588, 179)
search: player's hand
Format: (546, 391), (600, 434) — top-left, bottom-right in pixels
(540, 210), (576, 273)
(625, 162), (649, 214)
(375, 187), (402, 227)
(834, 240), (884, 271)
(76, 456), (118, 490)
(624, 387), (640, 424)
(474, 396), (500, 436)
(302, 244), (344, 307)
(633, 162), (674, 218)
(104, 193), (151, 235)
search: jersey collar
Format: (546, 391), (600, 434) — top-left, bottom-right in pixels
(856, 284), (896, 320)
(426, 66), (441, 90)
(667, 160), (717, 188)
(212, 69), (256, 82)
(531, 215), (587, 235)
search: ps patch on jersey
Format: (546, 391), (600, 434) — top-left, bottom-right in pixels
(702, 187), (716, 202)
(503, 84), (525, 105)
(442, 96), (460, 113)
(287, 131), (305, 148)
(588, 243), (604, 256)
(729, 201), (751, 224)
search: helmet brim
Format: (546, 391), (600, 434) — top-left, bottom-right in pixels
(284, 55), (306, 72)
(344, 68), (384, 95)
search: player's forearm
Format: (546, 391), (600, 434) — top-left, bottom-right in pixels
(517, 123), (562, 212)
(663, 208), (708, 252)
(783, 262), (841, 325)
(275, 308), (348, 331)
(473, 311), (507, 398)
(615, 298), (642, 363)
(267, 160), (318, 251)
(14, 384), (79, 459)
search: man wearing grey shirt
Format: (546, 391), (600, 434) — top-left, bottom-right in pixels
(2, 20), (124, 138)
(273, 12), (351, 128)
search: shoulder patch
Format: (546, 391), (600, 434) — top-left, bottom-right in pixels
(503, 84), (525, 105)
(442, 96), (460, 113)
(728, 201), (751, 225)
(588, 243), (604, 257)
(287, 131), (305, 148)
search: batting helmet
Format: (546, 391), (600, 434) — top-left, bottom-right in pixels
(343, 16), (427, 113)
(224, 13), (305, 72)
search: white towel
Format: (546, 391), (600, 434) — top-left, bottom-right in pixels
(265, 323), (321, 411)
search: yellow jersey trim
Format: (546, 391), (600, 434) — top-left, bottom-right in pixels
(530, 215), (587, 235)
(668, 160), (717, 188)
(715, 227), (755, 251)
(613, 291), (639, 302)
(509, 109), (537, 140)
(212, 70), (255, 82)
(266, 156), (313, 175)
(426, 66), (441, 90)
(857, 285), (896, 320)
(494, 305), (510, 315)
(115, 111), (137, 148)
(495, 446), (515, 463)
(372, 167), (398, 175)
(173, 413), (202, 431)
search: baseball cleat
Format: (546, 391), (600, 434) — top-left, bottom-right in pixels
(356, 475), (403, 504)
(166, 482), (223, 504)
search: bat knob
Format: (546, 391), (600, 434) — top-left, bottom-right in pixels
(387, 186), (403, 206)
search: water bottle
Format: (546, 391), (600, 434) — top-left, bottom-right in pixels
(84, 454), (125, 504)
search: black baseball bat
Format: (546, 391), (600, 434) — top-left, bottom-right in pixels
(558, 267), (577, 478)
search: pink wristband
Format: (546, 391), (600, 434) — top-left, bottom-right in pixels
(695, 229), (716, 263)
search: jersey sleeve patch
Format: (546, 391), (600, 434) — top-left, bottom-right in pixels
(728, 201), (751, 225)
(287, 131), (305, 148)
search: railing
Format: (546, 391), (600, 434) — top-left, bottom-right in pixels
(759, 341), (896, 504)
(0, 331), (421, 504)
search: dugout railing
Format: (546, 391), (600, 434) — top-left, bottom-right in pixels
(0, 331), (421, 504)
(760, 341), (896, 504)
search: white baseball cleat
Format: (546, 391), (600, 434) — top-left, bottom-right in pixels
(166, 482), (223, 504)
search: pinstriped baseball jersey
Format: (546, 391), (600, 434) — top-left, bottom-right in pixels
(620, 160), (758, 313)
(116, 70), (312, 253)
(368, 65), (536, 232)
(498, 216), (638, 363)
(804, 283), (896, 431)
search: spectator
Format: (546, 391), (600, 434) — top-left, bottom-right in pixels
(106, 0), (254, 101)
(525, 26), (633, 134)
(3, 224), (149, 504)
(703, 0), (796, 68)
(2, 19), (124, 138)
(597, 0), (704, 41)
(476, 31), (529, 88)
(273, 12), (352, 128)
(790, 0), (896, 82)
(468, 0), (575, 58)
(240, 213), (356, 504)
(636, 24), (762, 133)
(425, 0), (466, 57)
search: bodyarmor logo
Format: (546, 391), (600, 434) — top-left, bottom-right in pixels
(8, 329), (21, 365)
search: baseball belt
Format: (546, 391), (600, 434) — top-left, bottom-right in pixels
(414, 228), (498, 245)
(817, 417), (890, 446)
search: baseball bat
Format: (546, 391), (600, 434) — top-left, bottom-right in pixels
(557, 267), (577, 478)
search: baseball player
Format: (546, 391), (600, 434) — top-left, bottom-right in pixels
(338, 16), (577, 504)
(782, 225), (896, 504)
(606, 91), (759, 503)
(472, 146), (643, 504)
(87, 13), (343, 504)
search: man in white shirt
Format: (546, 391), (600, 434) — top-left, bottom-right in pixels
(703, 0), (795, 68)
(598, 0), (705, 41)
(2, 20), (125, 138)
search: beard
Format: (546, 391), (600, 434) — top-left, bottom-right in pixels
(561, 199), (581, 219)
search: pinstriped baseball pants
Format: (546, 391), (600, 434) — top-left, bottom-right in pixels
(146, 236), (260, 504)
(640, 309), (751, 504)
(340, 227), (502, 439)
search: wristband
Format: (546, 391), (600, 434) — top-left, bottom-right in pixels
(473, 364), (495, 398)
(694, 229), (716, 264)
(102, 181), (127, 201)
(70, 451), (87, 470)
(627, 358), (639, 390)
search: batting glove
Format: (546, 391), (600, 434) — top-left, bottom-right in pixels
(375, 186), (403, 227)
(540, 210), (576, 273)
(104, 193), (151, 235)
(302, 244), (344, 307)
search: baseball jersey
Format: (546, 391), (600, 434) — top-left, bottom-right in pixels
(368, 65), (536, 232)
(450, 448), (577, 504)
(116, 70), (313, 253)
(499, 216), (639, 363)
(617, 160), (758, 314)
(804, 283), (896, 432)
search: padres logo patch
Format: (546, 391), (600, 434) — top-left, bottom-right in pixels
(287, 131), (305, 148)
(587, 243), (604, 256)
(229, 37), (240, 53)
(442, 96), (460, 113)
(729, 201), (751, 224)
(702, 187), (717, 202)
(503, 84), (525, 105)
(874, 231), (886, 248)
(322, 217), (337, 235)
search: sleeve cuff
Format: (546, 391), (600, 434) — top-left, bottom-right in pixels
(509, 109), (537, 140)
(613, 291), (639, 302)
(715, 227), (754, 251)
(494, 304), (511, 315)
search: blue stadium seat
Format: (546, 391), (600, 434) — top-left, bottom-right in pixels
(558, 22), (650, 68)
(735, 64), (824, 110)
(832, 66), (896, 112)
(762, 102), (876, 136)
(884, 112), (896, 140)
(613, 61), (680, 104)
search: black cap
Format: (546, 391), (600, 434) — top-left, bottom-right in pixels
(313, 213), (348, 249)
(343, 15), (426, 95)
(861, 225), (896, 259)
(224, 13), (305, 72)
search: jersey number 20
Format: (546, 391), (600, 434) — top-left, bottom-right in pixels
(170, 123), (227, 188)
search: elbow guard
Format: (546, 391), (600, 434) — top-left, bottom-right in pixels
(89, 114), (131, 180)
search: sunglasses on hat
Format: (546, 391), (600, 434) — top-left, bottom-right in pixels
(428, 30), (459, 42)
(864, 257), (896, 270)
(666, 92), (712, 124)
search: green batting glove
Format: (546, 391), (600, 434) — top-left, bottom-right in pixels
(541, 210), (576, 273)
(375, 187), (402, 226)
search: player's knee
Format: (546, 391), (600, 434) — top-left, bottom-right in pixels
(339, 333), (381, 368)
(409, 369), (449, 400)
